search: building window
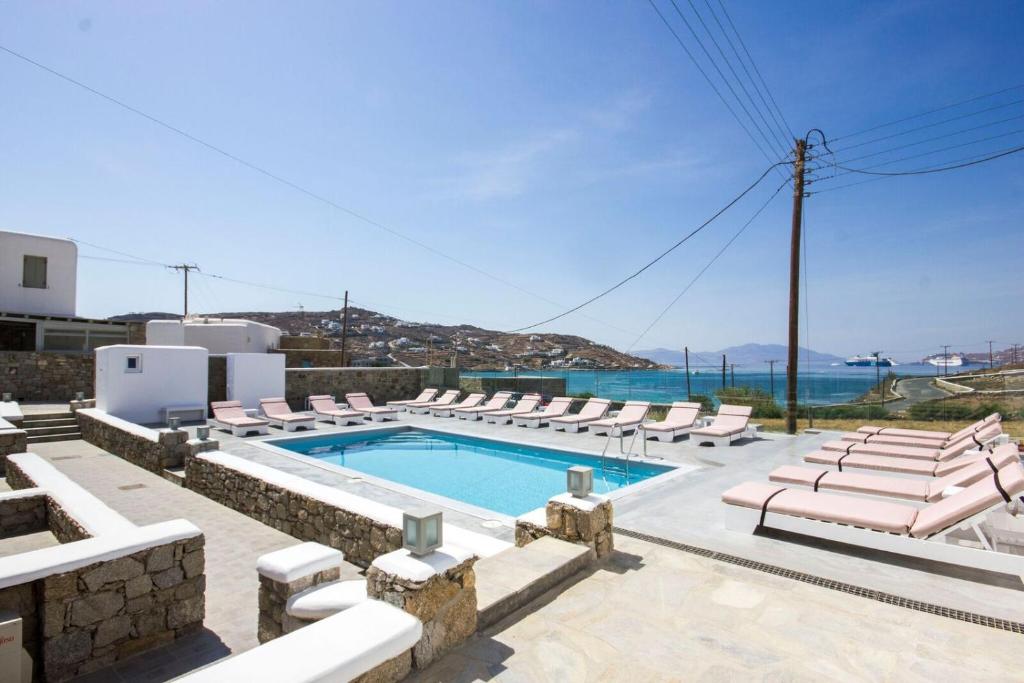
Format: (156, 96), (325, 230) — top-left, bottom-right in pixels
(22, 255), (48, 289)
(125, 355), (142, 373)
(42, 331), (86, 352)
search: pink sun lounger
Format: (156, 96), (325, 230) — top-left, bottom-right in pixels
(689, 404), (753, 447)
(854, 413), (1000, 442)
(589, 401), (651, 437)
(722, 460), (1024, 578)
(258, 397), (316, 432)
(431, 393), (484, 418)
(344, 393), (398, 422)
(308, 395), (365, 426)
(386, 388), (439, 412)
(455, 392), (513, 421)
(406, 390), (460, 414)
(821, 425), (1002, 462)
(549, 398), (611, 433)
(512, 397), (574, 428)
(484, 394), (543, 425)
(639, 401), (702, 442)
(210, 400), (270, 437)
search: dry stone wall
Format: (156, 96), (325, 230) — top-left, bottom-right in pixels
(283, 367), (428, 410)
(0, 352), (94, 402)
(76, 410), (219, 473)
(0, 492), (47, 537)
(459, 375), (567, 398)
(0, 427), (28, 475)
(185, 456), (402, 567)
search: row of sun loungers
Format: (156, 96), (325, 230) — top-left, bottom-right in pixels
(210, 389), (758, 448)
(721, 413), (1024, 577)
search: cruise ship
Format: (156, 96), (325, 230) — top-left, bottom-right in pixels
(845, 353), (895, 367)
(927, 353), (967, 369)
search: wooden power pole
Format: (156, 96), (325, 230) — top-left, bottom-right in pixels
(168, 264), (199, 319)
(684, 346), (691, 400)
(986, 340), (995, 369)
(721, 354), (727, 389)
(785, 139), (807, 434)
(339, 291), (349, 367)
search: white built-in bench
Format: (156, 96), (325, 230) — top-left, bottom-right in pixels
(197, 451), (512, 559)
(7, 453), (135, 536)
(162, 404), (207, 423)
(0, 401), (23, 425)
(0, 519), (200, 590)
(178, 600), (421, 682)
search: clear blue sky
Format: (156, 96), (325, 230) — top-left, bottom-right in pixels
(1, 1), (1021, 361)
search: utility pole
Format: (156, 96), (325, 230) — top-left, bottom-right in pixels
(730, 363), (735, 388)
(339, 291), (349, 367)
(168, 264), (199, 319)
(785, 139), (807, 435)
(986, 340), (995, 369)
(942, 344), (950, 376)
(721, 354), (727, 389)
(766, 360), (777, 398)
(873, 351), (884, 408)
(684, 346), (692, 400)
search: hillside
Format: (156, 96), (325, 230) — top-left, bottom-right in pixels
(111, 309), (660, 371)
(635, 343), (844, 367)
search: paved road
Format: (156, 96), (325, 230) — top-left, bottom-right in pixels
(887, 375), (951, 411)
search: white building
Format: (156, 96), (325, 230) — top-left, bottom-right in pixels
(95, 345), (208, 424)
(146, 318), (281, 354)
(1, 230), (133, 352)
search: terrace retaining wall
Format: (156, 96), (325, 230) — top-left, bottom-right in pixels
(459, 375), (567, 398)
(283, 367), (428, 410)
(0, 427), (28, 475)
(76, 409), (219, 474)
(185, 456), (402, 567)
(0, 491), (48, 537)
(0, 351), (94, 402)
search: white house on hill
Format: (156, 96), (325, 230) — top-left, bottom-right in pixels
(146, 318), (281, 354)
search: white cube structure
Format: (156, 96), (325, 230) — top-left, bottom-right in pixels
(147, 318), (281, 354)
(95, 345), (209, 424)
(226, 353), (286, 410)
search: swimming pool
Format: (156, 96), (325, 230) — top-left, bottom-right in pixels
(266, 428), (675, 516)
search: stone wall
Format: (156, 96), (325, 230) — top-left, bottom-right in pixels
(459, 375), (567, 398)
(126, 322), (147, 345)
(1, 352), (94, 402)
(257, 566), (340, 643)
(0, 427), (28, 475)
(516, 495), (614, 558)
(283, 367), (428, 410)
(37, 534), (205, 681)
(6, 458), (92, 543)
(77, 410), (219, 474)
(278, 336), (329, 350)
(273, 349), (348, 368)
(185, 456), (402, 567)
(366, 554), (477, 669)
(0, 492), (47, 538)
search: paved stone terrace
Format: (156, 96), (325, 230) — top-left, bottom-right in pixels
(11, 439), (361, 682)
(414, 534), (1024, 682)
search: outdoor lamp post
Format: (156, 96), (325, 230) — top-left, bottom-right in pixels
(167, 417), (181, 431)
(567, 465), (593, 498)
(403, 508), (443, 556)
(1, 393), (11, 402)
(75, 391), (85, 401)
(196, 426), (210, 440)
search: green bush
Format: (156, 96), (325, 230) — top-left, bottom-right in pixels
(715, 386), (782, 418)
(570, 392), (595, 400)
(807, 404), (888, 420)
(688, 393), (715, 413)
(908, 400), (1009, 421)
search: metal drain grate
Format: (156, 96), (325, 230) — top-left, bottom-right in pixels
(50, 456), (81, 461)
(117, 484), (147, 491)
(613, 526), (1024, 634)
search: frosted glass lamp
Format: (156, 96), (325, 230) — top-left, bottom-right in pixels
(196, 426), (210, 440)
(403, 508), (443, 556)
(567, 466), (593, 498)
(1, 393), (11, 402)
(75, 391), (85, 401)
(167, 417), (181, 431)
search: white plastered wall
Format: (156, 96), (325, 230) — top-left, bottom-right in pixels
(226, 353), (285, 410)
(95, 345), (209, 424)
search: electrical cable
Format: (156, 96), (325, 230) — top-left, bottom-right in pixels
(833, 141), (1024, 177)
(507, 159), (788, 333)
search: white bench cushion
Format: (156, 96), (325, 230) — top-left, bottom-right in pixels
(178, 600), (422, 682)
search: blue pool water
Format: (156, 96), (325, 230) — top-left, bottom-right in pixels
(271, 429), (673, 516)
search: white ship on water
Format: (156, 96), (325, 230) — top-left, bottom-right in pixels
(845, 353), (895, 367)
(926, 353), (969, 369)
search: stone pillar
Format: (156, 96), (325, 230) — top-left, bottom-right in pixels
(365, 546), (477, 669)
(0, 429), (28, 476)
(256, 542), (342, 643)
(69, 399), (96, 413)
(516, 493), (614, 558)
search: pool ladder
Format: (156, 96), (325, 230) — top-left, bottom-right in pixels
(600, 424), (643, 480)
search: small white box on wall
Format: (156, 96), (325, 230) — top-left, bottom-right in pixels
(227, 353), (286, 410)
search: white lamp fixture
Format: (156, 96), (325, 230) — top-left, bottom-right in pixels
(196, 426), (210, 440)
(167, 417), (181, 431)
(567, 466), (593, 498)
(1, 393), (11, 402)
(75, 391), (85, 401)
(403, 507), (443, 557)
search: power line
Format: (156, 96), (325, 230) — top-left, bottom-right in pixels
(809, 143), (1024, 194)
(684, 0), (789, 156)
(833, 139), (1024, 177)
(830, 98), (1024, 155)
(830, 83), (1024, 142)
(0, 43), (632, 340)
(645, 0), (785, 175)
(715, 0), (794, 139)
(628, 177), (788, 351)
(706, 0), (791, 146)
(507, 159), (788, 333)
(667, 0), (789, 161)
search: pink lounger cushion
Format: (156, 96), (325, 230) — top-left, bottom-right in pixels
(211, 400), (270, 427)
(722, 482), (918, 534)
(516, 397), (573, 421)
(308, 395), (363, 418)
(802, 448), (1012, 477)
(691, 405), (752, 437)
(390, 389), (438, 405)
(456, 392), (513, 414)
(642, 402), (701, 432)
(259, 398), (312, 422)
(856, 413), (1000, 440)
(549, 399), (611, 425)
(486, 395), (542, 417)
(909, 464), (1024, 537)
(590, 401), (650, 428)
(345, 393), (396, 414)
